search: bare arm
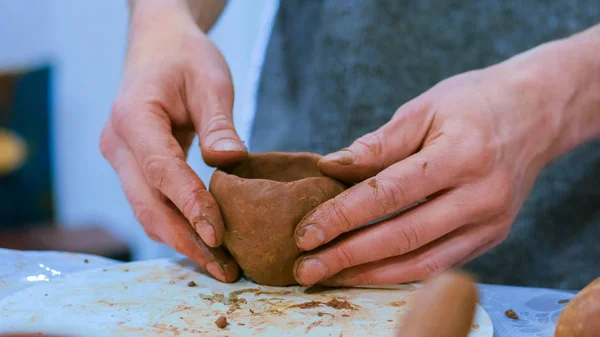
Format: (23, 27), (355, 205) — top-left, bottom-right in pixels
(102, 0), (244, 283)
(543, 23), (600, 158)
(128, 0), (227, 32)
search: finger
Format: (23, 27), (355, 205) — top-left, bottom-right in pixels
(296, 141), (458, 251)
(322, 224), (493, 286)
(111, 103), (224, 247)
(185, 66), (248, 167)
(319, 98), (434, 182)
(295, 189), (476, 286)
(109, 136), (239, 282)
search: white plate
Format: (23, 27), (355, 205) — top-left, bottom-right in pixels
(0, 258), (493, 337)
(0, 248), (119, 301)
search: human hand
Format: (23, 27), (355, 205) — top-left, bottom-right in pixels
(292, 42), (580, 286)
(100, 0), (246, 282)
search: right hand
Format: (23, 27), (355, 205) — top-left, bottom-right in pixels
(100, 0), (246, 282)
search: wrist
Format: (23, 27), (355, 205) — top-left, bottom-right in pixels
(128, 0), (196, 31)
(128, 0), (225, 33)
(502, 26), (600, 165)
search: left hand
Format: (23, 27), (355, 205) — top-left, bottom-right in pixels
(293, 44), (572, 286)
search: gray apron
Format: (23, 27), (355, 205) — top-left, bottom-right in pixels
(251, 0), (600, 289)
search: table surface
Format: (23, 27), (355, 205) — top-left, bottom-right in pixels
(0, 249), (574, 337)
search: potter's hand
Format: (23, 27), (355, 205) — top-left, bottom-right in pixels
(100, 0), (244, 282)
(293, 27), (600, 286)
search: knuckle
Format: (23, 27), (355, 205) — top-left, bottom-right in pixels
(143, 229), (163, 243)
(203, 113), (235, 135)
(417, 257), (443, 279)
(133, 203), (155, 229)
(483, 173), (515, 216)
(209, 74), (234, 99)
(333, 244), (359, 268)
(178, 184), (208, 219)
(496, 225), (511, 243)
(330, 198), (355, 232)
(390, 222), (423, 255)
(448, 125), (496, 178)
(99, 126), (116, 161)
(355, 273), (375, 286)
(143, 155), (176, 190)
(110, 99), (133, 133)
(371, 176), (408, 214)
(354, 132), (384, 156)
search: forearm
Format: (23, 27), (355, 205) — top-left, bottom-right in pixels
(128, 0), (227, 32)
(551, 24), (600, 155)
(504, 23), (600, 162)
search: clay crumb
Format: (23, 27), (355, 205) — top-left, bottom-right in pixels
(187, 281), (197, 287)
(342, 314), (350, 317)
(215, 316), (229, 329)
(389, 300), (406, 307)
(124, 269), (130, 272)
(387, 320), (393, 322)
(238, 323), (245, 326)
(84, 259), (89, 263)
(505, 309), (519, 320)
(472, 324), (480, 330)
(290, 301), (322, 309)
(305, 319), (323, 333)
(368, 179), (377, 188)
(290, 298), (356, 311)
(325, 298), (355, 310)
(249, 309), (255, 314)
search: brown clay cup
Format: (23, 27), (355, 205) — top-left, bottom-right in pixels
(209, 152), (346, 286)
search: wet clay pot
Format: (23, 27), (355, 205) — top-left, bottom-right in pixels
(210, 152), (346, 286)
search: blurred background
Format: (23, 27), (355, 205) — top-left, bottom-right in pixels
(0, 0), (276, 261)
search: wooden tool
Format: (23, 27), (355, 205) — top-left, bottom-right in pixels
(399, 271), (479, 337)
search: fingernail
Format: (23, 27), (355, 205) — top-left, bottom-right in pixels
(221, 263), (240, 283)
(322, 150), (355, 165)
(206, 261), (227, 282)
(296, 225), (326, 250)
(210, 139), (245, 152)
(296, 258), (328, 285)
(195, 220), (217, 247)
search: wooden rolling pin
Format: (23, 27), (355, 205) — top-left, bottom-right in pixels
(399, 270), (479, 337)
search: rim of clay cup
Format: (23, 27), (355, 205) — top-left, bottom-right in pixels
(213, 151), (335, 185)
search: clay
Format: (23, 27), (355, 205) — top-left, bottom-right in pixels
(215, 315), (228, 329)
(210, 152), (346, 286)
(505, 309), (519, 320)
(555, 277), (600, 337)
(288, 299), (356, 310)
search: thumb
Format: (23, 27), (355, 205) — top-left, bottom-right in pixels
(188, 66), (247, 168)
(319, 99), (432, 182)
